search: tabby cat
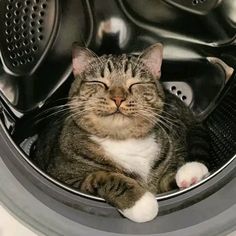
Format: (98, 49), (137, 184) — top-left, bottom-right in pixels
(34, 43), (210, 223)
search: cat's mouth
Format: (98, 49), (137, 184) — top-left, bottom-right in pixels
(107, 109), (129, 117)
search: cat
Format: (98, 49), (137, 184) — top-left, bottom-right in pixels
(33, 43), (210, 223)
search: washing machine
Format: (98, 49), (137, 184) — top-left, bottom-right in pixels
(0, 0), (235, 235)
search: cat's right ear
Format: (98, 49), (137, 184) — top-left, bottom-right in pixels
(72, 43), (96, 77)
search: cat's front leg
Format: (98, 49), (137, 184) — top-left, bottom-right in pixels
(81, 171), (158, 223)
(176, 124), (210, 189)
(175, 162), (209, 189)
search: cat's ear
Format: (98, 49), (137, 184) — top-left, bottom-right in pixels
(72, 43), (97, 77)
(140, 43), (163, 79)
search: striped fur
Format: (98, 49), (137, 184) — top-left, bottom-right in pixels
(33, 44), (210, 222)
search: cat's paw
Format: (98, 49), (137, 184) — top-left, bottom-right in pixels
(119, 192), (158, 223)
(175, 162), (209, 189)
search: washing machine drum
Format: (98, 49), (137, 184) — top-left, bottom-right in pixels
(0, 0), (235, 235)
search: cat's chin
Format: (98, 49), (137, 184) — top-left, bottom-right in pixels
(112, 112), (129, 118)
(95, 113), (132, 135)
(103, 112), (131, 124)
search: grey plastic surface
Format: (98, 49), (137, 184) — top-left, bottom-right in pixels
(0, 0), (236, 235)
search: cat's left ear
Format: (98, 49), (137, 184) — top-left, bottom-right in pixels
(72, 43), (97, 77)
(141, 43), (163, 79)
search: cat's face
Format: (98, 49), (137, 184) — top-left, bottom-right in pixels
(70, 43), (165, 139)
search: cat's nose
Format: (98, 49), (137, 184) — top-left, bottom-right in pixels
(112, 96), (125, 107)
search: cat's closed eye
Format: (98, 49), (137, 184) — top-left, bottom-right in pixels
(82, 81), (109, 90)
(128, 82), (156, 93)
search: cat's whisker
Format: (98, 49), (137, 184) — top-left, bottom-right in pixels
(62, 107), (93, 121)
(134, 112), (155, 125)
(141, 110), (173, 131)
(140, 106), (179, 128)
(136, 110), (160, 126)
(135, 112), (171, 141)
(147, 106), (177, 120)
(36, 97), (70, 110)
(155, 114), (178, 127)
(71, 109), (94, 117)
(35, 107), (71, 120)
(68, 107), (96, 120)
(69, 107), (93, 115)
(46, 97), (69, 103)
(34, 108), (72, 123)
(156, 118), (172, 131)
(34, 104), (71, 119)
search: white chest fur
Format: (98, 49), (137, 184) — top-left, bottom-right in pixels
(91, 134), (160, 180)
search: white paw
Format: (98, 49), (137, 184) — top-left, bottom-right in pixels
(119, 192), (158, 223)
(175, 162), (209, 189)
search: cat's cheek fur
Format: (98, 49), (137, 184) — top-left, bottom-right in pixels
(119, 192), (158, 223)
(175, 162), (209, 189)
